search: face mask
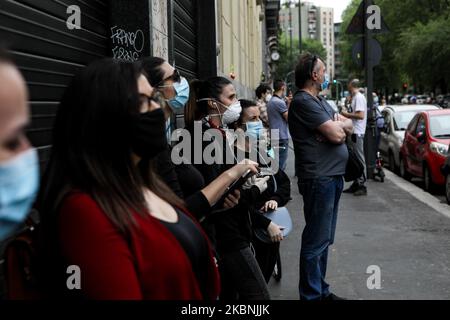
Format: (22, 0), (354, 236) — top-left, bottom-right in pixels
(321, 74), (330, 91)
(265, 94), (272, 103)
(131, 108), (167, 159)
(199, 99), (242, 126)
(0, 148), (39, 241)
(166, 77), (189, 111)
(222, 101), (242, 125)
(245, 120), (264, 140)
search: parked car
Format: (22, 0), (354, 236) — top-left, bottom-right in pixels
(400, 109), (450, 192)
(416, 95), (429, 104)
(379, 105), (440, 172)
(440, 151), (450, 204)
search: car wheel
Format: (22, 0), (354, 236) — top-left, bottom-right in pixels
(423, 165), (436, 193)
(446, 175), (450, 205)
(388, 152), (396, 173)
(400, 157), (411, 181)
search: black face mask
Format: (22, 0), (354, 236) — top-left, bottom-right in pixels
(131, 108), (167, 160)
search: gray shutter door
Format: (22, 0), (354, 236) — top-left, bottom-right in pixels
(173, 0), (198, 80)
(0, 0), (110, 170)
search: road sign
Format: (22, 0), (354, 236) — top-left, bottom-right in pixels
(346, 0), (389, 35)
(351, 38), (382, 67)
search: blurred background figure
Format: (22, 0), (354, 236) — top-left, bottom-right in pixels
(255, 83), (272, 128)
(267, 80), (290, 171)
(0, 48), (39, 242)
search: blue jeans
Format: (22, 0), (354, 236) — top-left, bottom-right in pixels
(278, 139), (289, 171)
(297, 176), (344, 300)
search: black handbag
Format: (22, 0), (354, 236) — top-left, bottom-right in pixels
(344, 144), (364, 182)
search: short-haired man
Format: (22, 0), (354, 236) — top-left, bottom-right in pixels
(341, 79), (368, 196)
(267, 80), (289, 171)
(289, 53), (353, 300)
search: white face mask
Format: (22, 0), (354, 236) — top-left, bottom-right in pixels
(198, 99), (242, 126)
(222, 101), (242, 125)
(265, 94), (272, 103)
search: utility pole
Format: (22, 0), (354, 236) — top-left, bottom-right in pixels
(346, 0), (389, 179)
(289, 1), (293, 70)
(298, 0), (302, 54)
(364, 0), (376, 180)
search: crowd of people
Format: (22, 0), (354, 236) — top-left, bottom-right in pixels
(1, 46), (363, 300)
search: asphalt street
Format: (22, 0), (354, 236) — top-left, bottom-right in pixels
(268, 144), (450, 300)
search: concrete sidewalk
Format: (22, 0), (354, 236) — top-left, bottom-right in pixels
(268, 144), (450, 300)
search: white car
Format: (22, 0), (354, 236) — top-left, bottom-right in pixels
(379, 104), (440, 172)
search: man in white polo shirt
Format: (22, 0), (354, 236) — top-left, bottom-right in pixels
(341, 79), (368, 196)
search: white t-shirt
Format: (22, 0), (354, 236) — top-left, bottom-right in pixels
(351, 91), (367, 135)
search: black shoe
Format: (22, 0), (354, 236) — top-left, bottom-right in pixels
(343, 183), (358, 193)
(323, 293), (346, 301)
(353, 186), (367, 196)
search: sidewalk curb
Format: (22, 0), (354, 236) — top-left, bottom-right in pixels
(384, 170), (450, 219)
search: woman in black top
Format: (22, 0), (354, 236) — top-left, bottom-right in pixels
(184, 76), (271, 300)
(139, 57), (258, 223)
(234, 99), (292, 283)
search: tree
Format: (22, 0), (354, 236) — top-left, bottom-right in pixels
(339, 0), (450, 95)
(274, 32), (326, 83)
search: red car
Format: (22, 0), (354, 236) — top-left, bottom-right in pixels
(400, 109), (450, 191)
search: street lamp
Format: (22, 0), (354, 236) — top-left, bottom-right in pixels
(287, 0), (293, 67)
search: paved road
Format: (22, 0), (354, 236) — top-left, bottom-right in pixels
(268, 144), (450, 300)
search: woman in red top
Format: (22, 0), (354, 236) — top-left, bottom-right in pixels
(37, 59), (239, 300)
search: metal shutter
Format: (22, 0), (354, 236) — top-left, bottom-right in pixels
(173, 0), (198, 80)
(0, 0), (110, 170)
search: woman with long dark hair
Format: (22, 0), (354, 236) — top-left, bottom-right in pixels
(184, 77), (271, 300)
(38, 58), (220, 300)
(140, 57), (258, 222)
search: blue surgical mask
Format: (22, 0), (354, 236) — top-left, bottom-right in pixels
(321, 74), (330, 91)
(0, 148), (40, 241)
(167, 77), (189, 110)
(246, 120), (264, 140)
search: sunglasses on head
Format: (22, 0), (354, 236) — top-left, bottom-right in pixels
(310, 55), (318, 77)
(158, 69), (181, 88)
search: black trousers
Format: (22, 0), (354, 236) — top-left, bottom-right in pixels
(253, 238), (280, 283)
(219, 246), (271, 300)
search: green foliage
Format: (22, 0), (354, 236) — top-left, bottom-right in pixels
(274, 32), (326, 81)
(339, 0), (450, 93)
